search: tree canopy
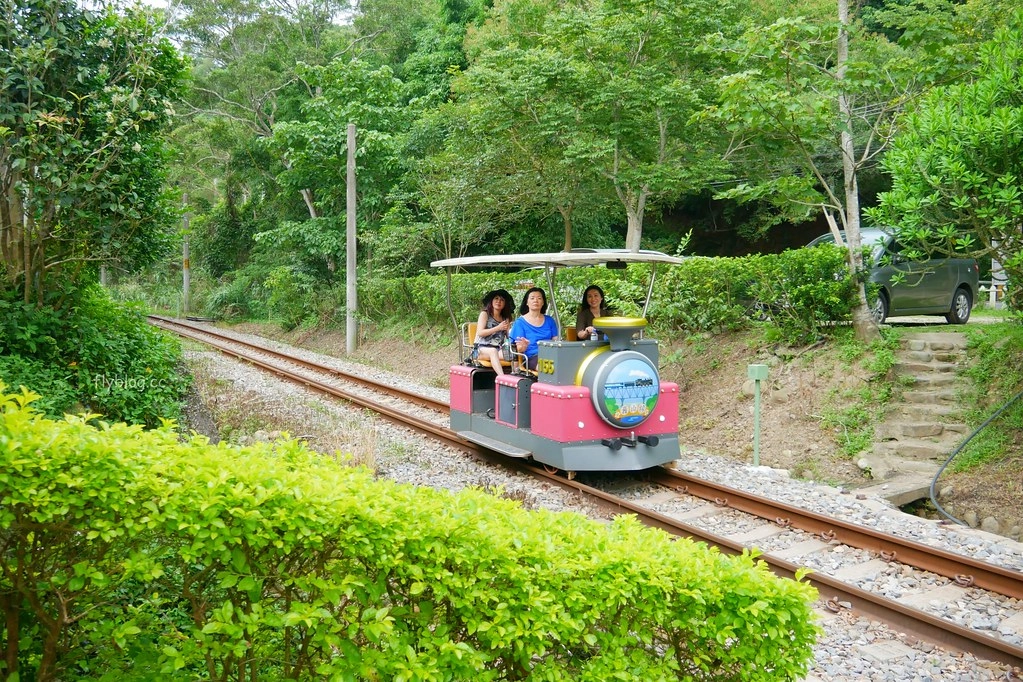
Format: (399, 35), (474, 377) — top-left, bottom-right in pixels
(868, 17), (1023, 309)
(0, 0), (186, 304)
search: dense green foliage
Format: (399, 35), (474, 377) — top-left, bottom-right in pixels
(0, 0), (186, 302)
(349, 244), (858, 345)
(0, 286), (188, 426)
(1, 389), (819, 680)
(957, 323), (1023, 471)
(868, 19), (1023, 310)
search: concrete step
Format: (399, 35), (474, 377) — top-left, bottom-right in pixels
(857, 331), (970, 505)
(894, 360), (960, 374)
(857, 470), (939, 507)
(901, 389), (960, 404)
(890, 403), (961, 420)
(879, 420), (970, 440)
(900, 373), (958, 388)
(876, 421), (947, 439)
(899, 331), (968, 348)
(872, 438), (950, 460)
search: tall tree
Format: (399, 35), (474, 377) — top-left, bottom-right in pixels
(709, 4), (958, 340)
(455, 0), (736, 252)
(168, 0), (353, 215)
(262, 58), (414, 273)
(0, 0), (185, 303)
(448, 45), (612, 251)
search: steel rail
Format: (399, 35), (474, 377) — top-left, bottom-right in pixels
(149, 317), (468, 452)
(149, 316), (448, 412)
(646, 468), (1023, 600)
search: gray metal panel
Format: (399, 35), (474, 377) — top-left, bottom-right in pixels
(530, 436), (681, 471)
(458, 430), (531, 458)
(450, 408), (471, 431)
(497, 377), (532, 428)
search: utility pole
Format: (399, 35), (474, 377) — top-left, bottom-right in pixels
(182, 193), (190, 317)
(346, 124), (357, 352)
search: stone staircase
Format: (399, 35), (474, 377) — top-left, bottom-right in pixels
(856, 332), (972, 506)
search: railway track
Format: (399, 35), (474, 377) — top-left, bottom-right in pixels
(153, 316), (1023, 671)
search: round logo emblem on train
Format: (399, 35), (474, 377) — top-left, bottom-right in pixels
(590, 351), (660, 428)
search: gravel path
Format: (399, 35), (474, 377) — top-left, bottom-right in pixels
(181, 327), (1023, 682)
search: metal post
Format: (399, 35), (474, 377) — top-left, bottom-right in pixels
(182, 193), (190, 317)
(346, 124), (357, 353)
(748, 364), (768, 466)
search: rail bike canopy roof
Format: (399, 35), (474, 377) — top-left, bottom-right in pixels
(432, 249), (683, 329)
(430, 249), (683, 270)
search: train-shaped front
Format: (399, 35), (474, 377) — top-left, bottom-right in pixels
(450, 316), (681, 473)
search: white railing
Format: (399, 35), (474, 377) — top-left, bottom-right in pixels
(979, 279), (1009, 308)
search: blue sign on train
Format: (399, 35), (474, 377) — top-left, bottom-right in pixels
(597, 355), (659, 427)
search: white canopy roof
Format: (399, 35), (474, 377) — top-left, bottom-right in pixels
(431, 249), (683, 270)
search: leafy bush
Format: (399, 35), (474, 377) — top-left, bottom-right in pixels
(204, 268), (270, 320)
(0, 285), (188, 426)
(750, 244), (858, 344)
(655, 256), (754, 334)
(1, 389), (819, 681)
(0, 355), (79, 416)
(956, 323), (1023, 471)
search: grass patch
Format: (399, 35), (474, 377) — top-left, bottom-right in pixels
(819, 328), (901, 458)
(953, 323), (1023, 472)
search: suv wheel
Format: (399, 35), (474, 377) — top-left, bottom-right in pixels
(871, 292), (889, 324)
(945, 287), (972, 324)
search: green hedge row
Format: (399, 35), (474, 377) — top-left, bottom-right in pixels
(356, 245), (857, 344)
(1, 387), (819, 681)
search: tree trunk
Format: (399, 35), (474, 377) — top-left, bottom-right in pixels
(1, 592), (19, 680)
(622, 186), (649, 252)
(300, 188), (317, 220)
(837, 0), (879, 342)
(559, 205), (573, 251)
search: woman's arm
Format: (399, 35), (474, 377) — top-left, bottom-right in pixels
(475, 311), (490, 339)
(476, 311), (507, 339)
(576, 310), (594, 339)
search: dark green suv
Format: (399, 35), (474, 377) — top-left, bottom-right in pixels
(808, 228), (979, 324)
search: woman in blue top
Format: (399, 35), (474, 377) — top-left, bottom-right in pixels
(510, 287), (559, 371)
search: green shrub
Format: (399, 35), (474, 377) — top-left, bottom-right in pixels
(265, 265), (317, 330)
(956, 323), (1023, 471)
(0, 354), (78, 416)
(752, 244), (858, 344)
(0, 286), (187, 426)
(205, 268), (270, 320)
(1, 388), (819, 681)
(655, 256), (753, 334)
